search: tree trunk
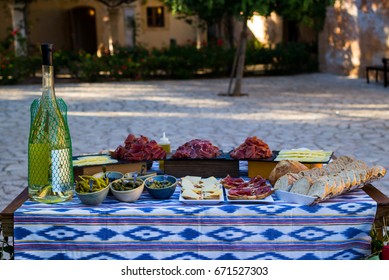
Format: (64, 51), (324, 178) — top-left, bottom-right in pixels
(225, 15), (234, 50)
(231, 17), (248, 96)
(9, 2), (27, 55)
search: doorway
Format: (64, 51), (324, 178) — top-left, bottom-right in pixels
(69, 7), (97, 53)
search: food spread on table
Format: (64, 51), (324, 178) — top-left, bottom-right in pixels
(171, 139), (221, 159)
(221, 175), (274, 200)
(230, 136), (273, 159)
(275, 148), (333, 162)
(111, 134), (167, 161)
(180, 176), (222, 200)
(68, 133), (388, 205)
(273, 155), (386, 203)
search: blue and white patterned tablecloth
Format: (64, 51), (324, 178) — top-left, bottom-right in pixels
(14, 188), (377, 260)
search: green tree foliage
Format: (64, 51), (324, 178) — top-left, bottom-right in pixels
(274, 0), (335, 30)
(164, 0), (335, 96)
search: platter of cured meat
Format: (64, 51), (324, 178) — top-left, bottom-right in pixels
(164, 139), (239, 178)
(229, 136), (274, 161)
(226, 193), (274, 203)
(168, 139), (225, 160)
(221, 175), (274, 203)
(111, 134), (167, 161)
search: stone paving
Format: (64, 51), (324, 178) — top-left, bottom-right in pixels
(1, 73), (389, 211)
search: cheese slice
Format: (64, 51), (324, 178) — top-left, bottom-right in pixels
(201, 176), (219, 185)
(183, 176), (202, 185)
(275, 149), (332, 162)
(181, 188), (201, 200)
(73, 155), (117, 166)
(181, 177), (194, 189)
(203, 191), (221, 199)
(201, 183), (220, 192)
(201, 181), (219, 189)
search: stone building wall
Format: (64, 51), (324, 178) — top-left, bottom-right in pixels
(319, 0), (389, 78)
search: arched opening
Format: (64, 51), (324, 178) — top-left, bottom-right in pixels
(69, 6), (97, 53)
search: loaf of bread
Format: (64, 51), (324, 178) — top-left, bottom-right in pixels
(269, 160), (308, 186)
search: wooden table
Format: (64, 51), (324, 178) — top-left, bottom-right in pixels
(2, 184), (388, 238)
(2, 184), (389, 240)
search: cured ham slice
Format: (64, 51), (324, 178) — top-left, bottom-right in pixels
(230, 136), (273, 159)
(221, 175), (274, 200)
(172, 139), (221, 159)
(220, 175), (248, 189)
(111, 134), (167, 161)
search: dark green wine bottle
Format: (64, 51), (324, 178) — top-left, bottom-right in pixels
(28, 43), (74, 203)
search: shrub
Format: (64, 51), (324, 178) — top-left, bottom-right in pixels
(0, 39), (319, 83)
(72, 51), (108, 82)
(270, 42), (318, 74)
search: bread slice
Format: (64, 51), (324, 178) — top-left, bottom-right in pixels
(332, 174), (345, 195)
(335, 155), (355, 166)
(323, 175), (335, 195)
(289, 177), (311, 195)
(203, 190), (221, 200)
(227, 194), (257, 200)
(340, 170), (351, 189)
(307, 178), (329, 199)
(369, 165), (386, 181)
(274, 174), (292, 191)
(346, 169), (357, 187)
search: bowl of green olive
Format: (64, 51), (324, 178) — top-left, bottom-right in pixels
(109, 178), (144, 202)
(144, 175), (177, 199)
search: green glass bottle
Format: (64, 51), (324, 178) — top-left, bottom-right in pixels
(28, 43), (74, 203)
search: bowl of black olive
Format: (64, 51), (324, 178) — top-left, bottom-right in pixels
(144, 175), (177, 199)
(109, 178), (144, 202)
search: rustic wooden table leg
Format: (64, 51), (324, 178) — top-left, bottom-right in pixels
(363, 184), (389, 240)
(0, 187), (28, 238)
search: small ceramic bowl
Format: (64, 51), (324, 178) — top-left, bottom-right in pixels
(144, 175), (177, 199)
(75, 185), (109, 206)
(93, 171), (124, 183)
(109, 178), (144, 202)
(124, 171), (157, 181)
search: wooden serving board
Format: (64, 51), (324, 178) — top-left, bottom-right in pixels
(72, 154), (146, 181)
(164, 151), (239, 178)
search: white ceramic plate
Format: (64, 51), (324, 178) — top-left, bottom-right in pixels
(226, 194), (274, 203)
(274, 190), (316, 205)
(179, 190), (224, 204)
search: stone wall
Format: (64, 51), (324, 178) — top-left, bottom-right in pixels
(319, 0), (389, 78)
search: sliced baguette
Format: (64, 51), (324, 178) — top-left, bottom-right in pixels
(307, 178), (329, 199)
(369, 165), (386, 181)
(289, 177), (311, 195)
(274, 173), (298, 192)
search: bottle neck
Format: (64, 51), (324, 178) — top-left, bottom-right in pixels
(42, 65), (55, 98)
